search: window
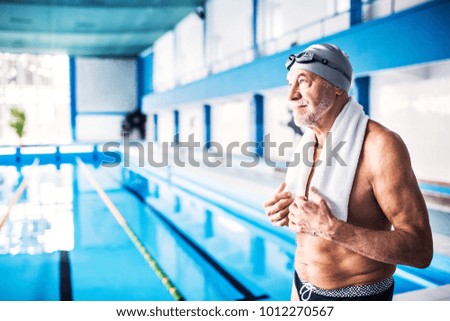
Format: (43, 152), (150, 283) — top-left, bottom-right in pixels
(0, 53), (71, 145)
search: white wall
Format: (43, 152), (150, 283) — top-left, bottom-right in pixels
(76, 115), (124, 142)
(174, 13), (206, 85)
(211, 99), (252, 155)
(178, 105), (204, 145)
(263, 87), (299, 161)
(158, 110), (175, 144)
(153, 31), (176, 93)
(205, 0), (254, 73)
(153, 13), (204, 92)
(76, 58), (136, 112)
(394, 0), (430, 11)
(145, 113), (155, 142)
(257, 0), (349, 55)
(76, 57), (136, 142)
(370, 60), (450, 183)
(362, 0), (430, 22)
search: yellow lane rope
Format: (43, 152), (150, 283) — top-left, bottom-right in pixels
(76, 158), (185, 301)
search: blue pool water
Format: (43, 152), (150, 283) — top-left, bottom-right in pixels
(0, 162), (448, 300)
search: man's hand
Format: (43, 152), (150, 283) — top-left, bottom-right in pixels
(263, 182), (294, 227)
(288, 187), (335, 238)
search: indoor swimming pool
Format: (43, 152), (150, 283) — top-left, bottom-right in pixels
(0, 161), (449, 300)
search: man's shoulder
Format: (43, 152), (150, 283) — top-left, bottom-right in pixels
(365, 120), (406, 151)
(363, 120), (411, 169)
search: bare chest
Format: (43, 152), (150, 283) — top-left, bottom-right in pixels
(305, 145), (389, 228)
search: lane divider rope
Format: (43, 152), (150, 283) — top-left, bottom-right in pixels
(0, 177), (28, 231)
(0, 158), (39, 232)
(76, 158), (185, 301)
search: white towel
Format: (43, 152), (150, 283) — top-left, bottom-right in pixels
(284, 97), (368, 222)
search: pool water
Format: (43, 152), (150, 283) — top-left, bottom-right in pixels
(0, 162), (448, 300)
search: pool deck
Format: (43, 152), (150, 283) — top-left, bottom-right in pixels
(133, 153), (450, 301)
(394, 284), (450, 301)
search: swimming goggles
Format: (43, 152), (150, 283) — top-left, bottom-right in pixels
(285, 51), (351, 82)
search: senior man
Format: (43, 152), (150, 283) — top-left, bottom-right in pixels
(263, 44), (433, 301)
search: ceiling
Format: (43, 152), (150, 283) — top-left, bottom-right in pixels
(0, 0), (203, 57)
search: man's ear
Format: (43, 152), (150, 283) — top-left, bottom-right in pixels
(335, 87), (344, 96)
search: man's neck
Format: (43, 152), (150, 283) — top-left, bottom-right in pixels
(310, 96), (350, 146)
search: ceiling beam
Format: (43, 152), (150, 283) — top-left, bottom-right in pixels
(0, 0), (203, 9)
(0, 26), (171, 34)
(0, 44), (150, 57)
(0, 31), (162, 45)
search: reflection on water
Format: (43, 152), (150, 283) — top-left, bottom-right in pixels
(0, 164), (74, 255)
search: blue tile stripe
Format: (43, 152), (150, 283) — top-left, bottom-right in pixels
(419, 183), (450, 196)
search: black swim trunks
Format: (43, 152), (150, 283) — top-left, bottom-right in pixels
(294, 271), (394, 301)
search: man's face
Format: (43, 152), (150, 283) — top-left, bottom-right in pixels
(286, 67), (336, 127)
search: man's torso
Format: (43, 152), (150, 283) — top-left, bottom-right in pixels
(295, 120), (396, 289)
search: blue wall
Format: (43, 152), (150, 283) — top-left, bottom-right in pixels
(253, 94), (264, 157)
(137, 52), (153, 110)
(204, 104), (211, 150)
(355, 76), (370, 116)
(350, 0), (363, 26)
(69, 57), (77, 141)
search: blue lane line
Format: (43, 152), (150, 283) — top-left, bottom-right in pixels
(59, 250), (73, 301)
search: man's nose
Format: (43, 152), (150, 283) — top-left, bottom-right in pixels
(289, 85), (301, 101)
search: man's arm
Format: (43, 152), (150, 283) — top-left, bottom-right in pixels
(289, 130), (433, 268)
